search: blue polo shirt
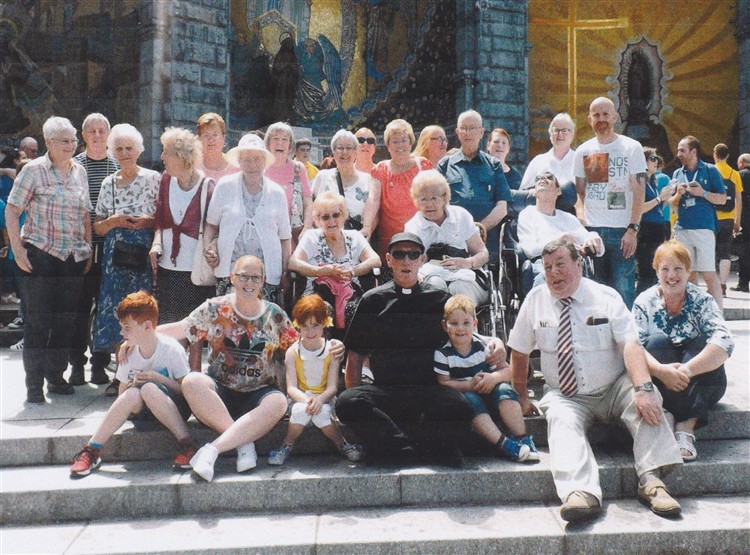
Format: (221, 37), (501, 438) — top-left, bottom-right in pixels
(672, 159), (725, 231)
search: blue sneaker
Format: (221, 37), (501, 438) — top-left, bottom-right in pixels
(268, 444), (292, 466)
(521, 435), (540, 461)
(340, 442), (364, 462)
(498, 436), (530, 462)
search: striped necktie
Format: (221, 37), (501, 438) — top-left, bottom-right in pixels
(557, 297), (578, 397)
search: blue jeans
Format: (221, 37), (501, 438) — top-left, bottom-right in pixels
(588, 227), (636, 308)
(462, 382), (520, 417)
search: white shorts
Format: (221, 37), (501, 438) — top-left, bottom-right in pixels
(674, 228), (716, 272)
(289, 396), (334, 428)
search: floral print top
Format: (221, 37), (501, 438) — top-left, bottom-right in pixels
(632, 283), (734, 356)
(185, 296), (299, 392)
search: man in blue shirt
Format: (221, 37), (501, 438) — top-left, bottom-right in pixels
(437, 110), (512, 265)
(669, 135), (726, 308)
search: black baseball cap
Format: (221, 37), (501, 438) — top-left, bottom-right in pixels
(388, 232), (425, 253)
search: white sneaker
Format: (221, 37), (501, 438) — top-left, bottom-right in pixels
(10, 338), (24, 351)
(236, 441), (257, 472)
(190, 444), (219, 482)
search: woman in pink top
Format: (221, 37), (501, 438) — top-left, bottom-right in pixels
(196, 113), (238, 181)
(363, 119), (432, 258)
(263, 122), (313, 246)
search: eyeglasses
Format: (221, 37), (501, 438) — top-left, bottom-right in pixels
(357, 137), (376, 145)
(334, 146), (356, 153)
(319, 212), (342, 221)
(390, 250), (421, 260)
(233, 273), (264, 283)
(458, 126), (481, 133)
(648, 156), (659, 162)
(417, 195), (445, 204)
(430, 137), (448, 143)
(51, 138), (79, 146)
(551, 128), (572, 135)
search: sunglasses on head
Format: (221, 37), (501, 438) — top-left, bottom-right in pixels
(390, 250), (421, 260)
(319, 212), (342, 221)
(357, 137), (376, 145)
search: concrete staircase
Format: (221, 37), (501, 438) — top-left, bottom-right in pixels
(1, 317), (749, 553)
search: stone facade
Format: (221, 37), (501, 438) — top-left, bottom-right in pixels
(738, 0), (750, 153)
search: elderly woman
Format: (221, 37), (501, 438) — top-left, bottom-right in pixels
(203, 134), (291, 304)
(487, 128), (522, 191)
(151, 127), (215, 325)
(633, 240), (734, 462)
(264, 122), (313, 245)
(158, 255), (299, 482)
(635, 147), (672, 294)
(364, 119), (432, 258)
(404, 170), (489, 306)
(516, 172), (604, 294)
(414, 125), (448, 168)
(311, 130), (371, 230)
(354, 127), (377, 174)
(91, 124), (159, 390)
(196, 112), (238, 181)
(5, 117), (92, 403)
(288, 191), (381, 334)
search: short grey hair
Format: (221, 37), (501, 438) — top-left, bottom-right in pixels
(42, 117), (76, 139)
(19, 137), (37, 149)
(457, 109), (483, 127)
(739, 153), (750, 165)
(108, 124), (144, 156)
(542, 237), (580, 261)
(331, 129), (357, 151)
(264, 121), (296, 154)
(549, 113), (575, 135)
(82, 113), (111, 132)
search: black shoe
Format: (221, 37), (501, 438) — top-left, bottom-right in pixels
(47, 382), (75, 395)
(90, 368), (110, 385)
(105, 379), (120, 397)
(26, 390), (46, 404)
(69, 366), (87, 386)
(730, 284), (749, 292)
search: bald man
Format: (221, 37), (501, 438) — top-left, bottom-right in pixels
(574, 97), (646, 309)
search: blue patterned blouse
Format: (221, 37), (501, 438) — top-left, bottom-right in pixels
(632, 282), (734, 355)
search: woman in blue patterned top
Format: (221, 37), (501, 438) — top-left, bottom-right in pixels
(633, 240), (734, 462)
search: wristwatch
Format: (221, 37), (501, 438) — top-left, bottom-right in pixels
(627, 223), (640, 232)
(634, 381), (654, 393)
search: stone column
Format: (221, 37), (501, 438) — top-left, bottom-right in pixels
(456, 0), (530, 165)
(738, 0), (750, 153)
(138, 0), (231, 164)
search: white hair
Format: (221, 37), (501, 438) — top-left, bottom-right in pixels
(82, 113), (111, 132)
(108, 123), (144, 155)
(331, 129), (357, 151)
(264, 122), (296, 153)
(548, 113), (575, 135)
(42, 117), (76, 139)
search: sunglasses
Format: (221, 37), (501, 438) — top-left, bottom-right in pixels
(357, 137), (376, 145)
(390, 250), (421, 260)
(319, 212), (342, 221)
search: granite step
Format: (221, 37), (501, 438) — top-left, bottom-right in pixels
(2, 494), (748, 555)
(1, 438), (747, 526)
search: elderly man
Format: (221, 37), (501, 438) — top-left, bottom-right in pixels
(574, 97), (647, 309)
(712, 144), (743, 297)
(19, 137), (39, 159)
(336, 232), (505, 466)
(509, 237), (682, 522)
(520, 113), (577, 191)
(669, 136), (726, 308)
(437, 110), (512, 265)
(69, 113), (120, 386)
(733, 153), (750, 292)
(5, 117), (93, 403)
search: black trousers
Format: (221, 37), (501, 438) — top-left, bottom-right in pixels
(20, 246), (85, 394)
(336, 383), (474, 457)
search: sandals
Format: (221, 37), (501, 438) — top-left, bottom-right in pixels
(105, 379), (120, 398)
(675, 431), (697, 462)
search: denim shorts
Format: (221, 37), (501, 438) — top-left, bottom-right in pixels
(462, 382), (520, 417)
(216, 383), (284, 420)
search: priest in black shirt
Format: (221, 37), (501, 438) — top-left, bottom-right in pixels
(337, 232), (504, 465)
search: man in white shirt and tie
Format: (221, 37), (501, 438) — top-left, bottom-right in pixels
(508, 237), (682, 522)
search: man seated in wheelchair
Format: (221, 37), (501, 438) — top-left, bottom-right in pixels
(405, 170), (491, 307)
(288, 191), (382, 338)
(517, 172), (604, 295)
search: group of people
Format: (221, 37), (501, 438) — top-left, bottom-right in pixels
(2, 94), (741, 523)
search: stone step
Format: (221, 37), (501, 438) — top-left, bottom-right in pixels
(1, 439), (747, 526)
(3, 400), (748, 467)
(2, 494), (748, 554)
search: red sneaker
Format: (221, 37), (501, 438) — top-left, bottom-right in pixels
(70, 446), (101, 477)
(173, 442), (197, 470)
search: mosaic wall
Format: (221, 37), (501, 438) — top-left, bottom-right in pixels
(0, 0), (141, 143)
(528, 0), (739, 164)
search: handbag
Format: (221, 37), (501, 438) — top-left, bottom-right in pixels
(335, 170), (363, 231)
(191, 178), (216, 286)
(112, 241), (149, 270)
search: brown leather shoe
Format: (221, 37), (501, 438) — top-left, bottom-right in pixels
(560, 490), (602, 522)
(638, 478), (681, 517)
